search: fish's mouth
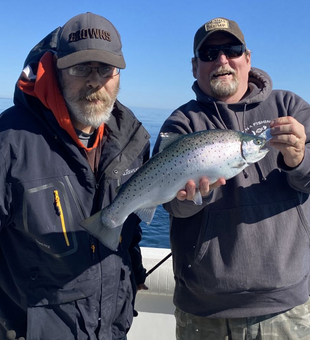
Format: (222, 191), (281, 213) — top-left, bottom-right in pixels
(259, 138), (272, 153)
(256, 141), (270, 159)
(260, 146), (269, 154)
(241, 138), (269, 164)
(258, 138), (270, 153)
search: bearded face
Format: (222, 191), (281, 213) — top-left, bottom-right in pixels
(209, 65), (239, 98)
(192, 33), (251, 103)
(57, 64), (120, 130)
(61, 78), (119, 129)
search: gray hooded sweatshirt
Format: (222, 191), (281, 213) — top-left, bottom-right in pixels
(153, 67), (310, 318)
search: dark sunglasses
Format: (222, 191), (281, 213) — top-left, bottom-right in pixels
(196, 44), (246, 62)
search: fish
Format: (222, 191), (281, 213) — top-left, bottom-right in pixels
(80, 129), (269, 250)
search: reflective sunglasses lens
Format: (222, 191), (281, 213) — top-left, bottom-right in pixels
(197, 48), (219, 62)
(226, 45), (244, 58)
(198, 45), (245, 62)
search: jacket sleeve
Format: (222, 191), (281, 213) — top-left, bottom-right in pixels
(128, 219), (146, 285)
(278, 147), (310, 193)
(0, 151), (11, 231)
(128, 141), (149, 285)
(276, 93), (310, 193)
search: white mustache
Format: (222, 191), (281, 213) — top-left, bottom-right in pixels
(85, 92), (107, 102)
(211, 66), (236, 78)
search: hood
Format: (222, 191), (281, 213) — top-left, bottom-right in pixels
(192, 67), (273, 108)
(15, 51), (104, 151)
(13, 26), (104, 151)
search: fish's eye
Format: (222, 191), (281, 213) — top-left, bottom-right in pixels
(254, 138), (263, 145)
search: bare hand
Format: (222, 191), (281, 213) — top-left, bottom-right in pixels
(269, 117), (306, 168)
(176, 177), (226, 201)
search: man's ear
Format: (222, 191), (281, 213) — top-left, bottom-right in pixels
(246, 50), (251, 65)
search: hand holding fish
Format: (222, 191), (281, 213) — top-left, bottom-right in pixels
(176, 177), (226, 202)
(269, 117), (306, 168)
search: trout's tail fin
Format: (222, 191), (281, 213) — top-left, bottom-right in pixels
(79, 210), (122, 251)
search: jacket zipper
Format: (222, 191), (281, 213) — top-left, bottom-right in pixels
(64, 176), (96, 259)
(53, 190), (70, 247)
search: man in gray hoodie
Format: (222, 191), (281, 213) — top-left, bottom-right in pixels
(153, 17), (310, 339)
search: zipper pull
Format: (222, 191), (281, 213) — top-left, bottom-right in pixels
(90, 238), (96, 260)
(242, 170), (249, 178)
(53, 190), (70, 247)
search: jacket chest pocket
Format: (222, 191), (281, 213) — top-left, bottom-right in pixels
(23, 180), (79, 258)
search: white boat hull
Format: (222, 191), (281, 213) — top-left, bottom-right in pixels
(128, 247), (175, 340)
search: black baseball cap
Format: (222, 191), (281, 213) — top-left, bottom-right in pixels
(194, 17), (246, 53)
(56, 12), (126, 69)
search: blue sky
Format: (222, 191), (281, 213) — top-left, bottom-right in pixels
(1, 0), (310, 110)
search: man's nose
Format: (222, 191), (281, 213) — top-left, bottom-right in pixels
(217, 51), (229, 64)
(86, 70), (107, 88)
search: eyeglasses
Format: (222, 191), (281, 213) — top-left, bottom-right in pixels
(67, 64), (120, 78)
(196, 44), (246, 62)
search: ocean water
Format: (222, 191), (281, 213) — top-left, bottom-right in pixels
(130, 107), (171, 249)
(0, 98), (171, 249)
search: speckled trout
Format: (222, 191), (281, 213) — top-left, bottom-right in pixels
(80, 129), (269, 250)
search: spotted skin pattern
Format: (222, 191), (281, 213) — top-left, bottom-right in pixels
(80, 129), (268, 250)
(106, 130), (267, 219)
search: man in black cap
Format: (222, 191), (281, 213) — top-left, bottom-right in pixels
(0, 12), (149, 340)
(153, 17), (310, 339)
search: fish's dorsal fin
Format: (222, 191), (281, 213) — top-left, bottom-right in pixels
(159, 132), (182, 152)
(134, 206), (157, 224)
(258, 127), (272, 141)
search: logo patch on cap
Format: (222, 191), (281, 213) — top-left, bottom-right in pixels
(205, 18), (229, 31)
(69, 28), (111, 42)
(56, 12), (126, 69)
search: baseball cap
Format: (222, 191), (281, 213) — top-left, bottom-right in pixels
(194, 17), (245, 53)
(56, 12), (126, 69)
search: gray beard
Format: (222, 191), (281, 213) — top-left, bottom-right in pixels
(210, 77), (239, 98)
(66, 99), (115, 128)
(58, 72), (119, 129)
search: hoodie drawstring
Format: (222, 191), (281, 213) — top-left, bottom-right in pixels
(212, 102), (228, 129)
(241, 103), (249, 179)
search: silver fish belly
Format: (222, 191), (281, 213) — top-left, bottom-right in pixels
(80, 129), (268, 250)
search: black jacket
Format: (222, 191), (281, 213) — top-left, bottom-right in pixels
(0, 29), (150, 340)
